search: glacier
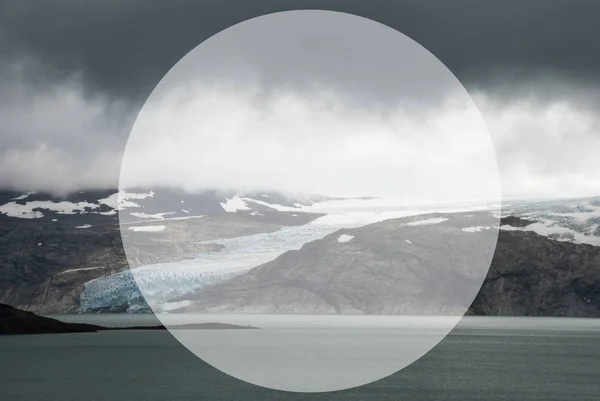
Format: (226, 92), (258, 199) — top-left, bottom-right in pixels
(79, 201), (499, 312)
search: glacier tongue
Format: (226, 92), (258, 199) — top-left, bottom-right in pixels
(79, 268), (238, 312)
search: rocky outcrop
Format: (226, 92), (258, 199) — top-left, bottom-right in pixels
(0, 303), (259, 334)
(0, 303), (103, 334)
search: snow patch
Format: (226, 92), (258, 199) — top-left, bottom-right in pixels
(462, 226), (493, 233)
(241, 198), (287, 211)
(406, 217), (449, 226)
(99, 191), (154, 210)
(99, 210), (117, 216)
(501, 221), (600, 247)
(128, 225), (166, 232)
(220, 195), (250, 212)
(337, 234), (354, 243)
(0, 200), (99, 218)
(130, 212), (175, 220)
(121, 215), (205, 224)
(11, 192), (36, 200)
(0, 202), (44, 218)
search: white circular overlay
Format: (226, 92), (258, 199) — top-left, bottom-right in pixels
(118, 10), (501, 393)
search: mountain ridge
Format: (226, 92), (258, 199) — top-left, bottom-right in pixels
(1, 188), (599, 317)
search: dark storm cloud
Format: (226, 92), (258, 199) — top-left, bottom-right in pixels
(1, 0), (600, 105)
(146, 10), (467, 119)
(0, 1), (599, 197)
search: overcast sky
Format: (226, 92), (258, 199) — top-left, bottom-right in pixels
(118, 11), (500, 202)
(0, 0), (598, 199)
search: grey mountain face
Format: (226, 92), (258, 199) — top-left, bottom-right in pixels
(173, 212), (499, 315)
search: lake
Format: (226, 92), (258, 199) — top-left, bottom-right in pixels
(1, 316), (599, 400)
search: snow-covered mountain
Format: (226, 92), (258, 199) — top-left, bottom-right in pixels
(1, 188), (599, 316)
(0, 188), (336, 226)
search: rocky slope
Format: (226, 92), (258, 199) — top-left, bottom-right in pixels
(0, 215), (128, 313)
(174, 212), (499, 314)
(174, 215), (600, 317)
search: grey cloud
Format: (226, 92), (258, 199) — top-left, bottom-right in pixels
(0, 1), (598, 197)
(151, 10), (463, 118)
(2, 0), (600, 105)
(0, 77), (124, 194)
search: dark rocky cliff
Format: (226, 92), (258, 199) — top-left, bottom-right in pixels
(470, 230), (600, 316)
(0, 215), (128, 313)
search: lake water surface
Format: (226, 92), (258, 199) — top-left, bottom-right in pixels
(1, 316), (600, 400)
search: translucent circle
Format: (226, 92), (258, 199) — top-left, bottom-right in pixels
(119, 10), (501, 393)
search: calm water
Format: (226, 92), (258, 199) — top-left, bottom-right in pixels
(1, 317), (600, 400)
